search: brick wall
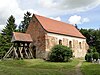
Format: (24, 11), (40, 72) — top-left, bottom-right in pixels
(45, 33), (88, 58)
(26, 15), (46, 58)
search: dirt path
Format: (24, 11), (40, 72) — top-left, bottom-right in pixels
(75, 60), (83, 75)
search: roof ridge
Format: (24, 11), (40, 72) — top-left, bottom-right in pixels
(13, 32), (30, 35)
(12, 32), (33, 42)
(34, 14), (74, 27)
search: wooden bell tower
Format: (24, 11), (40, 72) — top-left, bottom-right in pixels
(3, 32), (33, 59)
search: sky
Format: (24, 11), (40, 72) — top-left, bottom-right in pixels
(0, 0), (100, 31)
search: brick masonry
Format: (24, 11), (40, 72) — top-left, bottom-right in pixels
(26, 15), (89, 59)
(45, 34), (88, 58)
(26, 15), (46, 58)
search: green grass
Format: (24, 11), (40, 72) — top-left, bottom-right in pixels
(0, 59), (79, 75)
(81, 61), (100, 75)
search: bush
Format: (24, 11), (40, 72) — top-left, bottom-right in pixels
(85, 47), (100, 62)
(92, 52), (99, 61)
(85, 53), (92, 62)
(49, 45), (72, 62)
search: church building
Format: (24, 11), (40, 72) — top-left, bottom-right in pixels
(26, 14), (88, 59)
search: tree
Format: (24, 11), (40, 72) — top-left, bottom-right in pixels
(0, 15), (16, 58)
(80, 29), (95, 46)
(18, 11), (31, 32)
(49, 45), (72, 62)
(2, 15), (16, 40)
(80, 28), (100, 54)
(0, 34), (6, 58)
(95, 29), (100, 53)
(75, 24), (79, 30)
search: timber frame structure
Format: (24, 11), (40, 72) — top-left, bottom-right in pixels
(3, 32), (33, 59)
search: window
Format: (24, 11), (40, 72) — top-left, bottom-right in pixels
(79, 42), (82, 49)
(69, 41), (72, 48)
(59, 40), (62, 45)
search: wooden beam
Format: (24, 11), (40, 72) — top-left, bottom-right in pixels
(19, 47), (23, 59)
(14, 47), (18, 59)
(3, 45), (14, 59)
(3, 42), (34, 59)
(24, 47), (29, 58)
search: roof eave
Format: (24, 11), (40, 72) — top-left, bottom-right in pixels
(46, 31), (86, 39)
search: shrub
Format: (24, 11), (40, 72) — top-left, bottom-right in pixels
(85, 47), (100, 62)
(49, 45), (72, 62)
(92, 52), (99, 61)
(85, 53), (92, 62)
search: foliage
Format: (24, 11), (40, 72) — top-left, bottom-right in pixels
(85, 53), (92, 62)
(49, 45), (72, 62)
(75, 24), (79, 30)
(85, 47), (99, 62)
(0, 15), (16, 58)
(80, 29), (96, 46)
(92, 52), (99, 61)
(2, 15), (16, 36)
(80, 28), (100, 54)
(90, 46), (97, 52)
(18, 11), (31, 33)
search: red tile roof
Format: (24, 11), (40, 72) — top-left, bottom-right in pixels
(12, 32), (33, 42)
(34, 14), (85, 39)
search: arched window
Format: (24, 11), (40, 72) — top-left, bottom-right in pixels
(79, 42), (82, 49)
(59, 39), (62, 45)
(69, 41), (72, 48)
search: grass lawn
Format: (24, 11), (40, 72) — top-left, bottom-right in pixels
(81, 61), (100, 75)
(0, 59), (79, 75)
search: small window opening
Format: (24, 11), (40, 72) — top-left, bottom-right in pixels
(59, 40), (62, 45)
(79, 42), (82, 49)
(69, 41), (72, 48)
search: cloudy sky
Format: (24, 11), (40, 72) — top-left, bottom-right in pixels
(0, 0), (100, 31)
